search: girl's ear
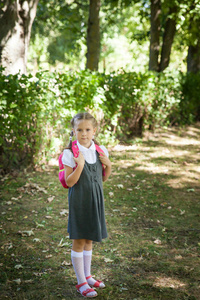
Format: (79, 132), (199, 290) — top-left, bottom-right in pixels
(72, 128), (76, 136)
(93, 127), (97, 135)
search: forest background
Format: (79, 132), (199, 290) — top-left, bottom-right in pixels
(0, 0), (200, 172)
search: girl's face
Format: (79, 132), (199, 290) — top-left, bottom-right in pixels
(73, 119), (97, 148)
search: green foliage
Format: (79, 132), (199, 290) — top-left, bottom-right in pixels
(179, 72), (200, 123)
(0, 70), (44, 170)
(102, 69), (182, 137)
(0, 68), (199, 171)
(0, 69), (106, 171)
(30, 0), (88, 69)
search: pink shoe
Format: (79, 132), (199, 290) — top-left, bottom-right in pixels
(86, 275), (105, 289)
(76, 282), (98, 298)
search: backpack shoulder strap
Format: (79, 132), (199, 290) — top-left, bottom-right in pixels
(95, 144), (104, 156)
(71, 140), (79, 158)
(95, 144), (106, 176)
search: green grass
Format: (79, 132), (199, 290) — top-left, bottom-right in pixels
(0, 124), (200, 299)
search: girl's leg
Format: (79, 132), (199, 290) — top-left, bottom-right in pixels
(84, 240), (105, 288)
(83, 239), (92, 278)
(71, 239), (97, 297)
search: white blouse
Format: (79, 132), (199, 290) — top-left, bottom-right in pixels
(62, 140), (109, 168)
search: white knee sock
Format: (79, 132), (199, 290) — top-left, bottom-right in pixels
(71, 250), (97, 296)
(71, 250), (86, 285)
(83, 250), (105, 288)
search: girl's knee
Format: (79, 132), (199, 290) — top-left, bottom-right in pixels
(72, 239), (86, 252)
(85, 239), (93, 250)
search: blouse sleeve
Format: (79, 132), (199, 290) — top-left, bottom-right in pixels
(62, 149), (76, 168)
(99, 145), (109, 157)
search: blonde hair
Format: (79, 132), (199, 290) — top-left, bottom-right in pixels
(67, 112), (99, 150)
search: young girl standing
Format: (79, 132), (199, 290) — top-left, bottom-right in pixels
(62, 112), (111, 298)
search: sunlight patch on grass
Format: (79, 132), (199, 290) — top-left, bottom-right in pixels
(153, 276), (186, 289)
(165, 138), (200, 146)
(135, 162), (170, 174)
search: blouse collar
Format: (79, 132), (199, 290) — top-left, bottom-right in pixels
(77, 140), (95, 151)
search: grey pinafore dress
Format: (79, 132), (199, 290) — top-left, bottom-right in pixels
(68, 151), (108, 242)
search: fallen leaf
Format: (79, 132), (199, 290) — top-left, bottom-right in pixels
(17, 182), (48, 195)
(11, 196), (21, 201)
(117, 184), (124, 189)
(58, 238), (70, 247)
(120, 287), (129, 291)
(24, 279), (33, 283)
(60, 209), (68, 216)
(33, 272), (43, 277)
(175, 255), (183, 260)
(13, 279), (21, 285)
(61, 260), (71, 266)
(33, 238), (41, 243)
(36, 222), (45, 228)
(0, 174), (10, 181)
(187, 188), (195, 192)
(154, 239), (162, 245)
(47, 196), (55, 203)
(132, 207), (138, 212)
(104, 258), (114, 263)
(14, 264), (23, 269)
(1, 242), (13, 250)
(18, 230), (34, 237)
(109, 192), (114, 198)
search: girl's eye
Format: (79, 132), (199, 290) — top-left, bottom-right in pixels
(87, 129), (91, 131)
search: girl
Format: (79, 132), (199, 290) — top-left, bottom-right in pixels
(62, 112), (111, 298)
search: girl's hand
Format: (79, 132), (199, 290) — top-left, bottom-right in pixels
(99, 152), (111, 168)
(65, 152), (85, 188)
(99, 152), (111, 182)
(73, 151), (85, 167)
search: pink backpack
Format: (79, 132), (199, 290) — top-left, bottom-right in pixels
(59, 140), (105, 188)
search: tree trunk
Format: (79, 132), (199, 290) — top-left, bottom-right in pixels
(0, 0), (39, 75)
(187, 40), (200, 73)
(149, 0), (161, 71)
(86, 0), (100, 71)
(159, 6), (177, 72)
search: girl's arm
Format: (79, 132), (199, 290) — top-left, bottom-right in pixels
(99, 153), (112, 182)
(64, 152), (85, 187)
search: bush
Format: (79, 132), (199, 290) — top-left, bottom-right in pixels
(0, 71), (43, 171)
(0, 69), (106, 172)
(0, 67), (199, 172)
(179, 72), (200, 123)
(101, 69), (182, 137)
